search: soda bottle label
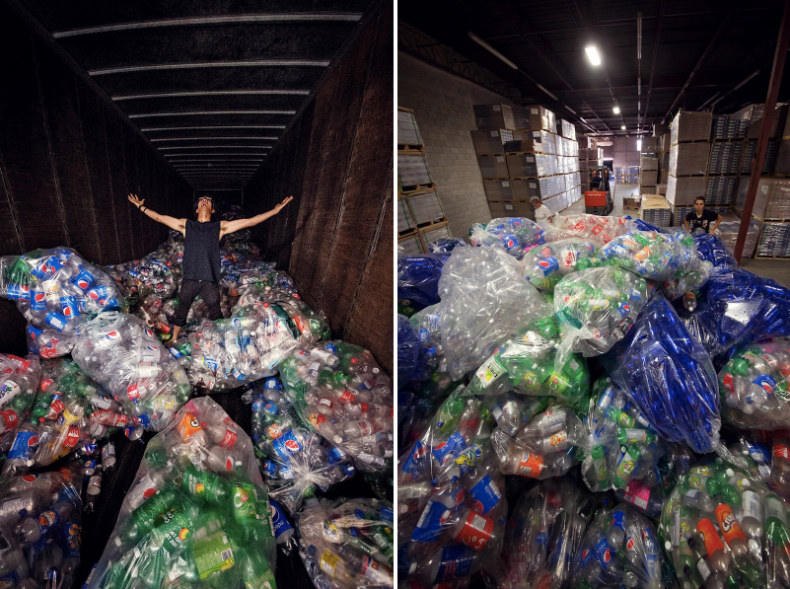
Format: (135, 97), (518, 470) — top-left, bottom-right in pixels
(9, 431), (38, 460)
(595, 537), (613, 569)
(361, 556), (389, 583)
(323, 520), (340, 542)
(269, 500), (293, 542)
(623, 480), (651, 511)
(455, 511), (494, 551)
(516, 452), (544, 478)
(272, 430), (302, 460)
(432, 432), (467, 465)
(0, 380), (21, 407)
(177, 413), (203, 441)
(742, 490), (761, 521)
(610, 510), (626, 533)
(715, 504), (745, 545)
(194, 533), (236, 579)
(774, 444), (790, 461)
(469, 474), (502, 515)
(696, 556), (712, 580)
(62, 425), (81, 448)
(435, 544), (474, 583)
(475, 355), (505, 387)
(753, 374), (777, 393)
(412, 499), (453, 543)
(319, 550), (341, 578)
(0, 409), (19, 432)
(765, 495), (788, 525)
(696, 518), (725, 557)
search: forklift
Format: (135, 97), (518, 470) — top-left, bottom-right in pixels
(584, 165), (613, 215)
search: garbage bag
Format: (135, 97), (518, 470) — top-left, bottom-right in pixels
(398, 388), (507, 588)
(279, 341), (393, 473)
(86, 397), (277, 589)
(247, 377), (354, 515)
(296, 497), (393, 589)
(571, 503), (662, 589)
(0, 461), (82, 588)
(520, 238), (597, 291)
(397, 254), (448, 315)
(398, 314), (423, 389)
(694, 232), (737, 274)
(438, 246), (553, 380)
(660, 457), (789, 589)
(718, 338), (790, 430)
(469, 217), (544, 259)
(428, 237), (468, 254)
(544, 214), (639, 246)
(554, 267), (650, 360)
(611, 293), (722, 454)
(71, 312), (191, 431)
(496, 475), (597, 589)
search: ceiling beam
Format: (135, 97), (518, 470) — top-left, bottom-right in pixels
(113, 90), (310, 100)
(141, 125), (286, 131)
(89, 60), (329, 76)
(150, 137), (278, 142)
(641, 0), (665, 132)
(128, 110), (295, 119)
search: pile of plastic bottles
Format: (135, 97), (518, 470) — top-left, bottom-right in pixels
(247, 376), (355, 514)
(496, 475), (597, 589)
(279, 341), (393, 473)
(0, 353), (40, 438)
(296, 497), (393, 589)
(544, 214), (638, 246)
(86, 397), (277, 589)
(397, 254), (448, 317)
(571, 503), (663, 588)
(398, 389), (507, 587)
(659, 457), (790, 589)
(71, 312), (191, 431)
(469, 217), (543, 259)
(106, 251), (176, 301)
(554, 266), (649, 359)
(427, 237), (468, 254)
(0, 461), (83, 588)
(134, 293), (173, 341)
(520, 238), (597, 291)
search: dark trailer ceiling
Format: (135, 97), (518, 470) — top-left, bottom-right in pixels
(399, 0), (790, 136)
(8, 0), (375, 189)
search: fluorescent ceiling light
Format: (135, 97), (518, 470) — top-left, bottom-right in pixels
(636, 139), (642, 151)
(469, 32), (518, 69)
(613, 106), (620, 114)
(585, 45), (602, 66)
(621, 125), (626, 130)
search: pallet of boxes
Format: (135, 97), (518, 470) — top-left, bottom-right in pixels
(633, 151), (658, 211)
(471, 104), (581, 221)
(397, 106), (450, 255)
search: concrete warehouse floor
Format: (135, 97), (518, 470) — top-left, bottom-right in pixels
(557, 182), (790, 288)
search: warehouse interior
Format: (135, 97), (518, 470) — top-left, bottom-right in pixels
(397, 0), (790, 285)
(0, 1), (391, 587)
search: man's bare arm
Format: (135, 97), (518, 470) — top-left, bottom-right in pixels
(220, 196), (294, 238)
(128, 193), (186, 235)
(684, 219), (690, 232)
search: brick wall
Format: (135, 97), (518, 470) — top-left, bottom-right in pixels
(399, 52), (514, 238)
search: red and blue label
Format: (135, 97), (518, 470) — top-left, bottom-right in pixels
(432, 432), (467, 465)
(469, 474), (502, 515)
(9, 431), (38, 460)
(537, 257), (559, 276)
(435, 545), (474, 583)
(272, 430), (303, 461)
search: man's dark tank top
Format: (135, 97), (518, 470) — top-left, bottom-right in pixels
(183, 220), (221, 281)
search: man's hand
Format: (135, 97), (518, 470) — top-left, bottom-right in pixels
(128, 193), (144, 209)
(273, 196), (294, 214)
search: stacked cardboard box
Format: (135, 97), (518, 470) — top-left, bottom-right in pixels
(669, 111), (713, 144)
(666, 112), (712, 208)
(774, 114), (790, 175)
(716, 213), (762, 258)
(733, 103), (789, 140)
(741, 141), (779, 175)
(639, 156), (658, 194)
(705, 176), (737, 206)
(474, 104), (516, 130)
(757, 223), (790, 257)
(735, 177), (790, 220)
(398, 109), (423, 146)
(640, 194), (672, 227)
(708, 142), (743, 174)
(711, 115), (749, 140)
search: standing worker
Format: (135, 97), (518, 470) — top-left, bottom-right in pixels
(530, 196), (554, 229)
(684, 197), (722, 235)
(127, 193), (294, 345)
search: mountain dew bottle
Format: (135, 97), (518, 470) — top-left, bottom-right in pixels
(239, 546), (277, 589)
(181, 463), (231, 505)
(433, 394), (465, 434)
(545, 355), (587, 400)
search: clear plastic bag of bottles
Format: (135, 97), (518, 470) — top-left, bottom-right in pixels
(611, 293), (722, 455)
(0, 353), (40, 437)
(247, 377), (355, 515)
(659, 457), (790, 589)
(520, 238), (597, 291)
(428, 237), (468, 254)
(108, 251), (176, 300)
(0, 461), (83, 588)
(0, 247), (122, 336)
(593, 230), (698, 280)
(398, 388), (507, 588)
(554, 267), (650, 360)
(469, 217), (544, 259)
(398, 314), (424, 389)
(296, 497), (394, 589)
(544, 214), (639, 246)
(397, 254), (448, 316)
(718, 338), (790, 430)
(85, 396), (277, 589)
(490, 404), (580, 480)
(72, 311), (191, 431)
(134, 293), (174, 342)
(571, 503), (663, 589)
(494, 475), (597, 589)
(279, 341), (393, 473)
(438, 246), (554, 381)
(694, 233), (737, 274)
(26, 322), (77, 358)
(580, 378), (667, 500)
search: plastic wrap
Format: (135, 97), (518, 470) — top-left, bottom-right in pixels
(0, 353), (40, 437)
(247, 377), (354, 515)
(86, 397), (277, 589)
(544, 214), (639, 246)
(397, 254), (448, 316)
(428, 237), (468, 254)
(468, 218), (544, 259)
(520, 239), (596, 291)
(71, 312), (191, 431)
(571, 504), (662, 589)
(0, 461), (83, 588)
(580, 378), (667, 502)
(554, 267), (650, 360)
(694, 232), (737, 274)
(279, 341), (392, 473)
(659, 457), (790, 589)
(398, 388), (506, 588)
(490, 404), (580, 480)
(398, 314), (423, 389)
(0, 248), (122, 339)
(296, 497), (393, 589)
(497, 475), (597, 589)
(438, 247), (553, 381)
(232, 284), (329, 342)
(718, 338), (790, 430)
(611, 293), (722, 454)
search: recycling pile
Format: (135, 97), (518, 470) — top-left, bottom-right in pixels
(0, 353), (40, 439)
(397, 215), (790, 589)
